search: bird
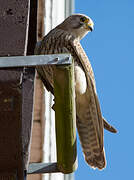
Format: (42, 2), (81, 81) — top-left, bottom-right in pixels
(35, 14), (117, 170)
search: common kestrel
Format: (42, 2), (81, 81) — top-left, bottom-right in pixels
(35, 14), (117, 170)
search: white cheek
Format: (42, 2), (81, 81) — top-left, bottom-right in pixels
(78, 27), (89, 39)
(74, 65), (87, 94)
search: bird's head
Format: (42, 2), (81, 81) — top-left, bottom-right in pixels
(57, 14), (94, 40)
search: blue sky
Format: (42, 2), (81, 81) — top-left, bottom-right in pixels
(75, 0), (134, 179)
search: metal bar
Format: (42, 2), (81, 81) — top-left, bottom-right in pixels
(27, 163), (60, 174)
(0, 54), (72, 68)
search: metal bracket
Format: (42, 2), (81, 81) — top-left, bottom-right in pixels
(0, 54), (72, 68)
(28, 163), (60, 174)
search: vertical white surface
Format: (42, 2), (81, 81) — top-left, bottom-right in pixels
(52, 0), (65, 28)
(42, 1), (64, 179)
(42, 0), (74, 180)
(65, 0), (75, 18)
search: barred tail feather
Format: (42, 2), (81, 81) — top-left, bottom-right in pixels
(76, 117), (106, 170)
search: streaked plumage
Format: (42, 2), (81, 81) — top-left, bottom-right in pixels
(35, 14), (117, 170)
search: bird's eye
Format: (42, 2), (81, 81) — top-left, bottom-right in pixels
(80, 17), (87, 22)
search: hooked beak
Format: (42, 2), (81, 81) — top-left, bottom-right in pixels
(84, 19), (94, 31)
(86, 23), (94, 31)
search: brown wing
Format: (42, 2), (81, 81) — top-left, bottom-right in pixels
(34, 41), (54, 94)
(69, 39), (106, 169)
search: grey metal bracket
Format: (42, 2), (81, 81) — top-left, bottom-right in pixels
(28, 163), (60, 174)
(0, 54), (72, 68)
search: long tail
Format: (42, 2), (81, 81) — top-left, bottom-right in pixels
(76, 116), (106, 170)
